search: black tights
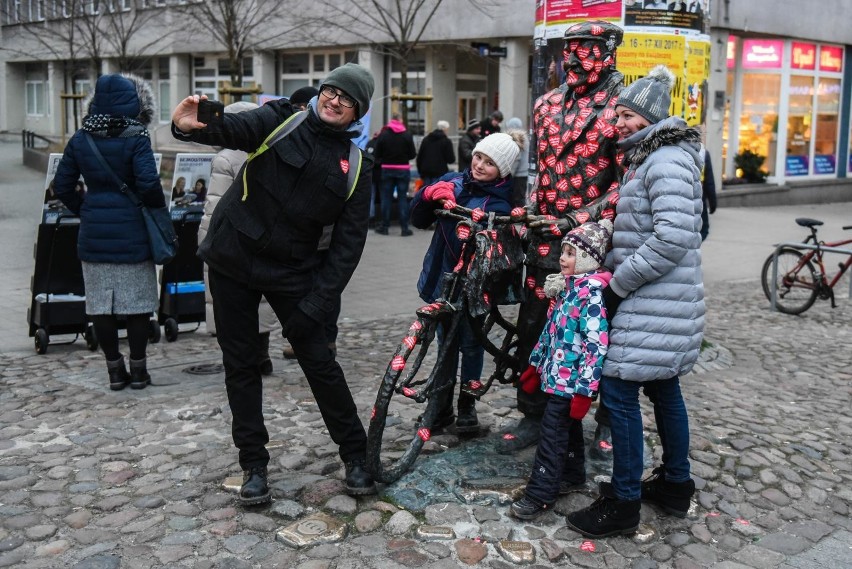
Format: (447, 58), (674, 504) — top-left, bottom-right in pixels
(91, 314), (149, 361)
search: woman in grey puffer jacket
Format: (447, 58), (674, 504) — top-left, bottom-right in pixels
(567, 65), (704, 539)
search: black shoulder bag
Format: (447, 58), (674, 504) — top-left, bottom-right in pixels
(84, 133), (177, 264)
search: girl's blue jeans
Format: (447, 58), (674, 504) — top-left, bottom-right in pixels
(601, 375), (691, 501)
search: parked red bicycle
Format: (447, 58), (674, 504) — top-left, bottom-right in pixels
(761, 217), (852, 315)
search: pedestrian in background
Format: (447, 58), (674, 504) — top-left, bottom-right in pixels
(416, 119), (455, 187)
(171, 62), (378, 505)
(480, 110), (503, 137)
(511, 219), (613, 520)
(700, 148), (716, 242)
(457, 119), (482, 173)
(374, 113), (416, 236)
(288, 86), (319, 111)
(566, 65), (703, 539)
(504, 116), (529, 207)
(200, 101), (276, 376)
(53, 73), (161, 392)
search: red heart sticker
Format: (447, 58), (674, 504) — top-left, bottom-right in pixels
(403, 336), (417, 349)
(526, 276), (536, 289)
(549, 224), (561, 237)
(371, 406), (376, 420)
(597, 156), (611, 169)
(580, 540), (596, 552)
(456, 225), (471, 240)
(546, 155), (557, 168)
(535, 287), (546, 299)
(482, 292), (490, 305)
(340, 159), (349, 174)
(570, 195), (583, 209)
(608, 190), (620, 204)
(586, 164), (600, 178)
(402, 387), (417, 399)
(540, 173), (552, 187)
(511, 207), (526, 218)
(586, 129), (599, 142)
(601, 108), (617, 120)
(570, 174), (583, 189)
(417, 428), (431, 441)
(576, 46), (590, 59)
(537, 244), (550, 257)
(576, 211), (590, 224)
(594, 91), (608, 103)
(554, 162), (566, 175)
(565, 154), (578, 167)
(469, 380), (482, 390)
(471, 208), (485, 222)
(392, 356), (406, 371)
(556, 198), (568, 212)
(586, 185), (600, 199)
(410, 320), (423, 331)
(591, 24), (603, 35)
(601, 208), (615, 220)
(546, 189), (557, 202)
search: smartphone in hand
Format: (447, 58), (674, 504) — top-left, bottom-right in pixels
(197, 99), (225, 133)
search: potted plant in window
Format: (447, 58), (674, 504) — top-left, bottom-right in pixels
(733, 150), (768, 183)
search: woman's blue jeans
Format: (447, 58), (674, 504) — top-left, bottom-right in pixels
(379, 169), (411, 231)
(601, 375), (691, 501)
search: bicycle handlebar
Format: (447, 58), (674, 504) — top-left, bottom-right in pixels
(434, 204), (527, 226)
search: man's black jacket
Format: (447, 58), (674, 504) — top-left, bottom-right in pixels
(172, 100), (373, 323)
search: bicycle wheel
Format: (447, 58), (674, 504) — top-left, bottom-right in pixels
(366, 310), (458, 483)
(761, 248), (818, 315)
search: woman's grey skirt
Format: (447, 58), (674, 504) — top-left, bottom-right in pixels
(82, 261), (158, 315)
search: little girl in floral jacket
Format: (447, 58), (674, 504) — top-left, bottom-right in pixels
(510, 218), (614, 520)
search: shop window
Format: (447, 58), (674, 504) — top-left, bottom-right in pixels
(738, 73), (780, 177)
(282, 53), (310, 74)
(785, 75), (813, 176)
(814, 77), (840, 174)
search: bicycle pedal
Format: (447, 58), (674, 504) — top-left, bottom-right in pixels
(401, 386), (420, 399)
(461, 380), (489, 398)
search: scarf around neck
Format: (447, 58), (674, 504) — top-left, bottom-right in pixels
(82, 114), (149, 138)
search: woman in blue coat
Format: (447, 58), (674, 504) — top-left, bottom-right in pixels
(53, 73), (163, 391)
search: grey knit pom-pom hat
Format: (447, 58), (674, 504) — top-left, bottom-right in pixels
(616, 65), (675, 125)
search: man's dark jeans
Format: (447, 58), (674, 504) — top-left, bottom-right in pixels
(209, 269), (367, 470)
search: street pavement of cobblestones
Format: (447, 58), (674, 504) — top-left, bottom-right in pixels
(1, 277), (851, 569)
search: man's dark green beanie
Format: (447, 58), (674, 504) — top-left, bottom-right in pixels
(321, 63), (375, 119)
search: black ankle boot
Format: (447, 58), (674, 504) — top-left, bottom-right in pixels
(641, 466), (695, 518)
(510, 495), (551, 520)
(344, 459), (377, 496)
(566, 482), (641, 539)
(455, 392), (479, 434)
(258, 332), (273, 376)
(129, 357), (151, 390)
(107, 356), (130, 391)
(240, 466), (271, 505)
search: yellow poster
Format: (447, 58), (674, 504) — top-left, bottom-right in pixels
(618, 33), (687, 121)
(685, 39), (711, 126)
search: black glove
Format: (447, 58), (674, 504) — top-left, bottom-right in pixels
(602, 287), (624, 319)
(281, 307), (319, 342)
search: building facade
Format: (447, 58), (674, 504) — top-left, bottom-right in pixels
(2, 0), (851, 198)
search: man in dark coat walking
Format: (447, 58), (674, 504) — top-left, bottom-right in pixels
(416, 119), (455, 187)
(171, 63), (377, 505)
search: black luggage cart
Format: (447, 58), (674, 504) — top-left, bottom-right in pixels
(157, 204), (205, 341)
(27, 210), (96, 354)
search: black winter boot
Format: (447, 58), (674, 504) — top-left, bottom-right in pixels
(239, 466), (271, 506)
(129, 357), (151, 390)
(566, 482), (641, 538)
(344, 459), (377, 496)
(258, 332), (273, 376)
(107, 356), (130, 391)
(455, 392), (479, 434)
(641, 466), (695, 518)
(510, 495), (552, 520)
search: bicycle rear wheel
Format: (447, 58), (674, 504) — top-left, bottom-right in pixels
(761, 248), (818, 315)
(366, 313), (457, 483)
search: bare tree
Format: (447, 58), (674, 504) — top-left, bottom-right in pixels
(174, 0), (316, 88)
(313, 0), (498, 125)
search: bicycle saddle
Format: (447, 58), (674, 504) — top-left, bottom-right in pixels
(795, 217), (823, 228)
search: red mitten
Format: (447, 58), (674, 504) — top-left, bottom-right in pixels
(422, 180), (456, 202)
(518, 365), (541, 394)
(570, 394), (593, 420)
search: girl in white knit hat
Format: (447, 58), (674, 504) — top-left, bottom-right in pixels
(409, 132), (523, 435)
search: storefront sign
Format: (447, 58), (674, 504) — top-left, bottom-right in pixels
(791, 42), (816, 70)
(535, 0), (623, 37)
(785, 155), (809, 176)
(813, 155), (836, 175)
(727, 35), (736, 69)
(819, 45), (843, 73)
(742, 39), (783, 69)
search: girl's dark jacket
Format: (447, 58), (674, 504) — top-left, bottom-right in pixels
(53, 74), (163, 263)
(410, 171), (513, 303)
(173, 99), (373, 323)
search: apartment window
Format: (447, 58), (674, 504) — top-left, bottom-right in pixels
(159, 81), (170, 122)
(26, 81), (46, 116)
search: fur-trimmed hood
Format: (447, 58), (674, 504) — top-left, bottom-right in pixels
(84, 73), (157, 125)
(618, 116), (702, 167)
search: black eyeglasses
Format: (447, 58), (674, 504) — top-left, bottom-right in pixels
(319, 85), (357, 109)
